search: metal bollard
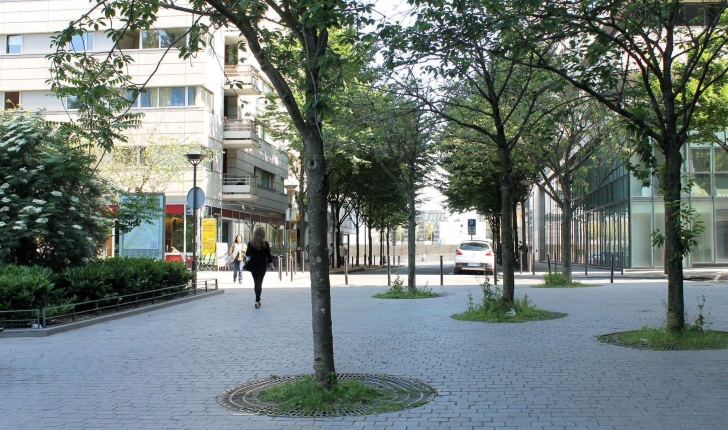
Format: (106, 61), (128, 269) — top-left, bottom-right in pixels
(494, 253), (498, 285)
(610, 253), (615, 283)
(345, 258), (348, 285)
(531, 251), (535, 276)
(278, 256), (282, 281)
(439, 255), (443, 286)
(585, 251), (588, 276)
(519, 253), (523, 274)
(547, 254), (551, 273)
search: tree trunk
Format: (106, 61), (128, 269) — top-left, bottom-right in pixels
(521, 198), (528, 271)
(407, 185), (417, 292)
(561, 202), (573, 281)
(356, 221), (360, 267)
(368, 225), (373, 267)
(380, 226), (384, 265)
(663, 136), (685, 332)
(498, 145), (516, 302)
(386, 226), (390, 266)
(512, 199), (518, 267)
(303, 129), (335, 388)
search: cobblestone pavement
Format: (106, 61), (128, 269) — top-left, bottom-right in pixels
(1, 277), (727, 430)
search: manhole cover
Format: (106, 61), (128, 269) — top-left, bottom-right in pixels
(217, 373), (437, 417)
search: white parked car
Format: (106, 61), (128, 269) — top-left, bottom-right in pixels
(454, 240), (494, 274)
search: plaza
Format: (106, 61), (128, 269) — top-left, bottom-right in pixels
(2, 268), (727, 430)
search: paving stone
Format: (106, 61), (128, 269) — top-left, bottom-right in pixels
(1, 279), (727, 429)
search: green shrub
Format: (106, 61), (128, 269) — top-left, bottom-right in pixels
(372, 276), (443, 299)
(452, 279), (567, 322)
(0, 264), (57, 311)
(534, 273), (587, 288)
(54, 258), (192, 302)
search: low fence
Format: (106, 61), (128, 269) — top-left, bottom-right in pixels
(0, 279), (218, 331)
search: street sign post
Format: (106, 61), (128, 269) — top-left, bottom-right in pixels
(467, 218), (476, 237)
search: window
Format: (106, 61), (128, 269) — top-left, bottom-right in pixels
(127, 86), (205, 109)
(4, 91), (19, 109)
(689, 147), (711, 172)
(198, 87), (214, 113)
(159, 87), (185, 107)
(257, 169), (273, 189)
(139, 88), (159, 107)
(142, 29), (186, 49)
(70, 33), (94, 51)
(6, 35), (21, 54)
(66, 95), (82, 109)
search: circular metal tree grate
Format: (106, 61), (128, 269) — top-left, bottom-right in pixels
(217, 373), (437, 417)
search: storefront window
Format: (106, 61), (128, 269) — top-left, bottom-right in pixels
(690, 201), (714, 263)
(689, 147), (711, 172)
(692, 173), (712, 197)
(165, 213), (184, 253)
(713, 174), (728, 197)
(715, 200), (728, 262)
(654, 203), (665, 268)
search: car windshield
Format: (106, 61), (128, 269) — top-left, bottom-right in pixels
(460, 242), (489, 251)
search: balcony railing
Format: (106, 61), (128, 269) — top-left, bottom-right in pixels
(224, 118), (257, 132)
(224, 65), (262, 92)
(223, 174), (255, 186)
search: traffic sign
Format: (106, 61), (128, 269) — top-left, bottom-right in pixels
(187, 187), (205, 209)
(467, 218), (476, 236)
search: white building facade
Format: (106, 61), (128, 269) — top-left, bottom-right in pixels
(0, 0), (293, 260)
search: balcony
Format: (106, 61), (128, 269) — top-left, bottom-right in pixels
(222, 175), (260, 201)
(223, 118), (261, 149)
(224, 65), (262, 95)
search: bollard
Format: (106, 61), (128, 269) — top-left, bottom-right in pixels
(620, 251), (624, 276)
(610, 253), (615, 283)
(294, 253), (298, 274)
(387, 255), (391, 286)
(290, 254), (294, 282)
(493, 253), (498, 285)
(547, 254), (551, 274)
(531, 251), (535, 276)
(285, 253), (289, 276)
(584, 251), (588, 276)
(302, 250), (305, 273)
(278, 255), (282, 281)
(440, 255), (443, 286)
(345, 258), (348, 285)
(519, 252), (523, 274)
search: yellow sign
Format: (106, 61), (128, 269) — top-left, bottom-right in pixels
(291, 213), (301, 225)
(202, 218), (217, 255)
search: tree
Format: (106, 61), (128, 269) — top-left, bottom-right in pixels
(495, 0), (728, 331)
(532, 97), (623, 280)
(382, 6), (558, 301)
(0, 111), (109, 269)
(347, 83), (438, 292)
(53, 0), (373, 387)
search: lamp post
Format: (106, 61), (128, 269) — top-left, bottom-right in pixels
(185, 153), (207, 285)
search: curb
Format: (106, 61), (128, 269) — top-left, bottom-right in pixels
(0, 289), (225, 338)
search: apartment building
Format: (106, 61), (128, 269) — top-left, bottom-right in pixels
(0, 0), (294, 260)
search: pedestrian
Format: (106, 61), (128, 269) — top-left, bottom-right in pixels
(246, 227), (273, 309)
(228, 234), (246, 284)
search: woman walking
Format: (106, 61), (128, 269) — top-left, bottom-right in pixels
(228, 235), (246, 284)
(246, 227), (273, 309)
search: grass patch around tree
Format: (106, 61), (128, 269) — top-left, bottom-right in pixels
(255, 375), (418, 415)
(598, 326), (728, 350)
(531, 272), (589, 288)
(372, 276), (444, 299)
(451, 280), (566, 322)
(598, 296), (728, 350)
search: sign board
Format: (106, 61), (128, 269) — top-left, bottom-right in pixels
(216, 242), (229, 268)
(119, 193), (165, 260)
(201, 218), (217, 255)
(287, 229), (297, 251)
(467, 218), (476, 236)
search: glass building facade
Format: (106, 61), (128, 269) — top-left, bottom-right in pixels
(534, 142), (728, 268)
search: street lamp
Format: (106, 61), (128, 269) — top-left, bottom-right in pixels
(185, 153), (207, 285)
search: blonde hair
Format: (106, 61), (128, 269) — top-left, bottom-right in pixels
(251, 227), (266, 250)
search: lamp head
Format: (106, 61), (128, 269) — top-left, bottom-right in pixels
(184, 153), (207, 166)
